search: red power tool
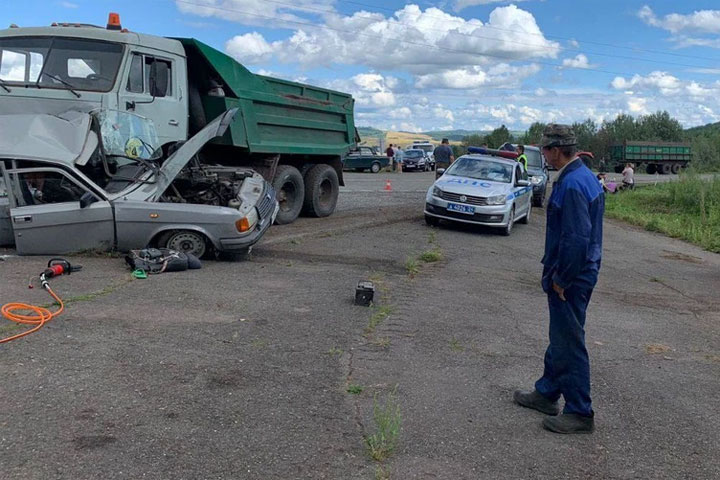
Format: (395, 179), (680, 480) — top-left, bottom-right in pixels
(35, 258), (82, 289)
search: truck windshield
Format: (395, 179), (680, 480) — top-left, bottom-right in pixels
(0, 37), (123, 92)
(97, 110), (161, 164)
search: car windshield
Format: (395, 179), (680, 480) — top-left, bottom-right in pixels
(0, 36), (123, 92)
(414, 144), (433, 153)
(526, 149), (542, 168)
(405, 150), (423, 158)
(97, 110), (161, 164)
(446, 156), (513, 183)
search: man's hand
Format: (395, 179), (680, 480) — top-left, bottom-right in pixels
(552, 282), (566, 301)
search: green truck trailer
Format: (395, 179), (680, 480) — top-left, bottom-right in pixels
(0, 13), (358, 224)
(610, 141), (691, 175)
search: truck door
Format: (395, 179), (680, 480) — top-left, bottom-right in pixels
(118, 51), (187, 147)
(5, 167), (114, 255)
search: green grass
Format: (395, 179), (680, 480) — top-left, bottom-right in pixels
(366, 390), (402, 461)
(326, 347), (343, 356)
(449, 338), (464, 352)
(605, 174), (720, 253)
(405, 258), (420, 277)
(347, 384), (364, 395)
(366, 305), (394, 335)
(419, 249), (443, 263)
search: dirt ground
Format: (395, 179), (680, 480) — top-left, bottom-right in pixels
(1, 171), (719, 479)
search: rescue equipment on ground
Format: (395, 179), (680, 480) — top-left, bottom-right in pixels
(1, 258), (81, 344)
(125, 248), (202, 275)
(355, 281), (375, 307)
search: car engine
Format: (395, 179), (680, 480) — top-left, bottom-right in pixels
(163, 165), (256, 207)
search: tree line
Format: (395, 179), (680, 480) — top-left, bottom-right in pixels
(456, 111), (719, 171)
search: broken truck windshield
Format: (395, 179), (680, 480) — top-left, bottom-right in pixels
(0, 36), (123, 92)
(97, 110), (161, 165)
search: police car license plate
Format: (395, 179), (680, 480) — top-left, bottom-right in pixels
(447, 203), (474, 214)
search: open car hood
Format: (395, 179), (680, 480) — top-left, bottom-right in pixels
(0, 111), (93, 164)
(154, 108), (238, 197)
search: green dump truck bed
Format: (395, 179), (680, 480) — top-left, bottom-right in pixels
(177, 38), (357, 157)
(610, 141), (691, 174)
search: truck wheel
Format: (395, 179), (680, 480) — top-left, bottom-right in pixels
(660, 163), (671, 175)
(371, 162), (381, 174)
(671, 163), (680, 174)
(303, 164), (339, 218)
(158, 230), (208, 258)
(614, 165), (624, 174)
(272, 165), (305, 224)
(646, 163), (657, 174)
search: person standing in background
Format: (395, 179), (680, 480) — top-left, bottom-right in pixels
(433, 138), (454, 178)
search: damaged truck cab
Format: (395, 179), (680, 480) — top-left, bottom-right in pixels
(0, 14), (357, 226)
(0, 108), (278, 256)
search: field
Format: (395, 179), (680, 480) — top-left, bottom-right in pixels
(359, 130), (462, 149)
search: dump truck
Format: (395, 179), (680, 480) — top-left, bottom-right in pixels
(0, 13), (357, 225)
(611, 141), (691, 175)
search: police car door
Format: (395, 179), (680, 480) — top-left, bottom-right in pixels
(514, 164), (531, 216)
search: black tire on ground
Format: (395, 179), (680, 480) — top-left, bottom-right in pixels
(518, 203), (531, 224)
(370, 162), (381, 174)
(660, 163), (672, 175)
(425, 214), (440, 227)
(272, 165), (305, 224)
(646, 163), (657, 174)
(501, 206), (515, 236)
(671, 163), (681, 174)
(157, 230), (208, 258)
(302, 164), (339, 218)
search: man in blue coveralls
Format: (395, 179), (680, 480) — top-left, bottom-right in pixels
(514, 124), (604, 434)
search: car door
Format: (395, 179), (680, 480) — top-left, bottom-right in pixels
(514, 165), (530, 215)
(5, 166), (114, 254)
(118, 51), (187, 147)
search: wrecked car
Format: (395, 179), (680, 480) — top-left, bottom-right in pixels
(0, 108), (279, 257)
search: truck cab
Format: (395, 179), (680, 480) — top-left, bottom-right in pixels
(0, 17), (188, 148)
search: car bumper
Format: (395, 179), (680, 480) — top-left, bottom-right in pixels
(424, 197), (511, 227)
(219, 186), (279, 252)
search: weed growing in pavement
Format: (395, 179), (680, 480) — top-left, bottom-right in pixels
(326, 347), (343, 356)
(428, 230), (437, 245)
(251, 338), (268, 349)
(375, 465), (391, 480)
(405, 258), (420, 277)
(419, 249), (443, 263)
(449, 338), (464, 352)
(347, 384), (364, 394)
(366, 305), (394, 335)
(366, 389), (401, 462)
(373, 337), (391, 348)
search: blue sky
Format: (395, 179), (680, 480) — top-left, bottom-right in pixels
(5, 1), (720, 131)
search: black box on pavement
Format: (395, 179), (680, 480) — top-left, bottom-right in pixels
(355, 281), (375, 307)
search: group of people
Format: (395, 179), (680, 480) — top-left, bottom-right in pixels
(597, 163), (635, 194)
(385, 144), (405, 172)
(385, 138), (456, 176)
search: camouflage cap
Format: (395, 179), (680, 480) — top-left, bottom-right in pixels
(540, 123), (577, 148)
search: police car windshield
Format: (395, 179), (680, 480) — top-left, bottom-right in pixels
(446, 157), (513, 183)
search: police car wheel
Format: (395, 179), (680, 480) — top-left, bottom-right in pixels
(501, 207), (514, 236)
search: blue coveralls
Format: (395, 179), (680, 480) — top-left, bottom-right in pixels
(535, 159), (604, 417)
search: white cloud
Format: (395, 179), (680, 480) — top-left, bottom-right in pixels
(627, 97), (649, 114)
(638, 5), (720, 34)
(611, 71), (682, 96)
(225, 32), (276, 64)
(568, 39), (579, 48)
(60, 1), (78, 8)
(175, 0), (336, 29)
(415, 63), (539, 89)
(561, 54), (592, 69)
(222, 4), (559, 74)
(454, 0), (531, 12)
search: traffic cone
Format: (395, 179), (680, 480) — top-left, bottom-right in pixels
(384, 179), (392, 191)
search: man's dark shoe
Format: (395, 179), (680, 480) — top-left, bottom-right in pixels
(542, 413), (594, 434)
(513, 389), (560, 416)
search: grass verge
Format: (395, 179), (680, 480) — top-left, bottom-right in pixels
(366, 390), (402, 462)
(366, 305), (394, 335)
(605, 174), (720, 253)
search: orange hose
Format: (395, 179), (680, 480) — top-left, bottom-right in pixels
(1, 286), (64, 344)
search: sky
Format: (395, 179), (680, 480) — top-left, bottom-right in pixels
(4, 1), (720, 132)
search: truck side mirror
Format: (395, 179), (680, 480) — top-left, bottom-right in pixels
(149, 61), (169, 98)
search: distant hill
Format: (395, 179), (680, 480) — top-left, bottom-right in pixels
(685, 121), (720, 137)
(421, 129), (489, 141)
(357, 126), (384, 139)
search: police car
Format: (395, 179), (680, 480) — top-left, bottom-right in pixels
(424, 150), (533, 235)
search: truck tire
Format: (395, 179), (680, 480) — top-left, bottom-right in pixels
(671, 163), (680, 174)
(303, 164), (339, 218)
(645, 163), (656, 174)
(272, 165), (305, 224)
(660, 163), (671, 175)
(371, 162), (381, 174)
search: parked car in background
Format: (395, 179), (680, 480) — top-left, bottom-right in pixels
(498, 143), (548, 207)
(343, 146), (389, 173)
(409, 142), (436, 169)
(402, 149), (428, 171)
(424, 152), (532, 236)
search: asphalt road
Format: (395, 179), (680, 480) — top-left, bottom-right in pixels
(1, 171), (719, 479)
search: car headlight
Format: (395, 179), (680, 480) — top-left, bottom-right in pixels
(487, 194), (507, 205)
(432, 186), (443, 197)
(530, 175), (544, 185)
(235, 207), (259, 233)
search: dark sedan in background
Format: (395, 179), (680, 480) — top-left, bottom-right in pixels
(402, 149), (429, 171)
